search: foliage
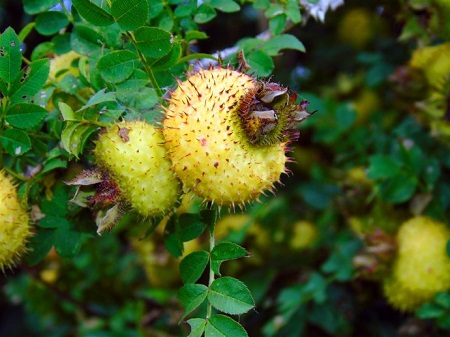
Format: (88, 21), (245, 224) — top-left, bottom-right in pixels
(0, 0), (450, 336)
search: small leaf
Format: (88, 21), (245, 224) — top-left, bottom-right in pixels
(286, 0), (301, 24)
(269, 13), (286, 35)
(58, 102), (76, 121)
(178, 213), (207, 242)
(367, 155), (402, 179)
(80, 88), (116, 111)
(70, 24), (104, 55)
(177, 283), (209, 321)
(72, 0), (115, 26)
(0, 128), (32, 155)
(111, 0), (149, 31)
(10, 58), (50, 103)
(205, 314), (248, 337)
(261, 34), (305, 56)
(116, 80), (158, 109)
(0, 27), (22, 83)
(180, 251), (210, 284)
(208, 276), (255, 315)
(210, 0), (240, 13)
(194, 4), (217, 24)
(54, 226), (82, 258)
(61, 122), (98, 158)
(380, 174), (417, 203)
(211, 242), (249, 275)
(18, 22), (36, 42)
(35, 11), (70, 36)
(39, 215), (72, 229)
(5, 103), (47, 129)
(187, 318), (206, 337)
(135, 26), (172, 59)
(151, 42), (183, 71)
(97, 50), (139, 83)
(26, 228), (54, 266)
(22, 0), (58, 14)
(247, 50), (274, 77)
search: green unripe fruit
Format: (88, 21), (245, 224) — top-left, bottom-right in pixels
(163, 68), (308, 206)
(383, 216), (450, 311)
(0, 171), (30, 271)
(93, 121), (181, 217)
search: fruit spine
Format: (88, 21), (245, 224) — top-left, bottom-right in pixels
(0, 170), (31, 271)
(163, 67), (311, 206)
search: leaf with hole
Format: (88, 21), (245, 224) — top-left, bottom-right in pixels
(10, 58), (50, 103)
(208, 276), (255, 315)
(180, 250), (209, 284)
(0, 128), (32, 155)
(0, 27), (22, 83)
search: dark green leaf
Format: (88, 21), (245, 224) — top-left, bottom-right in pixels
(54, 226), (82, 258)
(10, 58), (50, 103)
(380, 174), (417, 203)
(187, 318), (206, 337)
(174, 3), (195, 17)
(116, 80), (158, 109)
(164, 231), (184, 258)
(26, 229), (54, 266)
(0, 128), (32, 155)
(423, 158), (441, 190)
(247, 50), (274, 77)
(80, 88), (116, 110)
(208, 276), (255, 315)
(41, 157), (68, 174)
(367, 155), (402, 179)
(178, 213), (207, 242)
(210, 0), (240, 12)
(97, 50), (139, 83)
(194, 4), (216, 24)
(0, 27), (21, 83)
(180, 250), (210, 284)
(5, 103), (47, 129)
(211, 242), (249, 275)
(72, 0), (115, 26)
(435, 292), (450, 309)
(40, 183), (69, 216)
(151, 42), (183, 71)
(35, 11), (70, 36)
(135, 27), (172, 58)
(261, 34), (305, 56)
(22, 0), (58, 14)
(71, 24), (104, 55)
(177, 283), (209, 321)
(39, 215), (72, 229)
(51, 34), (71, 54)
(61, 122), (98, 158)
(111, 0), (149, 31)
(30, 41), (54, 61)
(205, 314), (248, 337)
(149, 0), (164, 18)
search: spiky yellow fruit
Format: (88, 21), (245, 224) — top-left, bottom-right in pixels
(0, 171), (30, 271)
(93, 121), (181, 217)
(383, 216), (450, 311)
(163, 68), (308, 206)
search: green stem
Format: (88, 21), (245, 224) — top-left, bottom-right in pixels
(206, 223), (216, 320)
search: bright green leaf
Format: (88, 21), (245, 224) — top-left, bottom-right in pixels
(70, 24), (104, 55)
(269, 14), (286, 35)
(211, 242), (249, 275)
(72, 0), (115, 26)
(210, 0), (240, 13)
(134, 27), (172, 58)
(111, 0), (149, 31)
(194, 4), (216, 24)
(187, 318), (206, 337)
(18, 22), (36, 42)
(10, 58), (50, 102)
(5, 103), (47, 129)
(205, 314), (248, 337)
(22, 0), (58, 14)
(58, 102), (76, 121)
(0, 27), (21, 83)
(286, 0), (301, 23)
(80, 88), (116, 110)
(262, 34), (305, 56)
(116, 80), (158, 109)
(208, 277), (255, 315)
(61, 122), (98, 158)
(185, 30), (208, 42)
(0, 128), (32, 155)
(247, 50), (274, 77)
(177, 283), (209, 321)
(180, 251), (210, 284)
(35, 11), (70, 36)
(97, 50), (139, 83)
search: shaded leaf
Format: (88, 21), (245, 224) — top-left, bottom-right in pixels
(178, 283), (209, 321)
(35, 11), (70, 36)
(187, 318), (206, 337)
(0, 128), (32, 155)
(208, 276), (255, 315)
(180, 250), (210, 284)
(211, 242), (249, 275)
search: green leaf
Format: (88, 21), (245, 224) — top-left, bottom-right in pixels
(211, 242), (249, 275)
(0, 27), (21, 83)
(54, 226), (82, 258)
(205, 314), (248, 337)
(367, 155), (402, 179)
(178, 213), (207, 242)
(26, 229), (54, 266)
(380, 174), (417, 203)
(72, 0), (115, 26)
(208, 277), (255, 315)
(116, 80), (158, 109)
(187, 318), (206, 337)
(70, 24), (104, 55)
(134, 27), (173, 58)
(10, 58), (50, 103)
(149, 0), (164, 18)
(151, 42), (183, 71)
(247, 50), (274, 77)
(180, 251), (210, 284)
(22, 0), (58, 14)
(35, 11), (70, 36)
(39, 215), (72, 229)
(262, 34), (305, 56)
(61, 122), (98, 158)
(18, 22), (36, 42)
(417, 302), (446, 319)
(58, 102), (76, 121)
(51, 33), (71, 54)
(5, 103), (47, 129)
(111, 0), (149, 31)
(210, 0), (240, 13)
(286, 0), (301, 23)
(177, 283), (209, 321)
(97, 50), (139, 83)
(435, 292), (450, 309)
(80, 88), (116, 110)
(194, 4), (217, 24)
(269, 14), (286, 35)
(185, 30), (208, 42)
(0, 128), (32, 155)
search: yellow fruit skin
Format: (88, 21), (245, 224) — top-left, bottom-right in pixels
(383, 216), (450, 311)
(48, 51), (81, 81)
(93, 121), (181, 217)
(0, 171), (30, 271)
(163, 68), (286, 206)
